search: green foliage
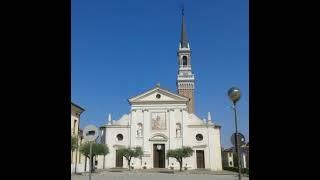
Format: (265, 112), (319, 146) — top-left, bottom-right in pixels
(133, 146), (143, 157)
(79, 142), (109, 172)
(223, 167), (249, 174)
(166, 146), (194, 160)
(117, 148), (134, 160)
(117, 146), (143, 160)
(167, 146), (194, 171)
(100, 144), (110, 155)
(71, 136), (78, 151)
(79, 142), (109, 158)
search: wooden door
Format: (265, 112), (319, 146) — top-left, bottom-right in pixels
(159, 145), (165, 168)
(196, 150), (205, 168)
(153, 144), (165, 168)
(116, 150), (123, 167)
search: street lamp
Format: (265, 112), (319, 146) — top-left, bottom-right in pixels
(228, 87), (242, 180)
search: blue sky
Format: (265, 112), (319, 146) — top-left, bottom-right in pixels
(72, 0), (248, 148)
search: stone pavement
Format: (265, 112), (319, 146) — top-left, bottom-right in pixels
(72, 169), (249, 180)
(89, 168), (241, 175)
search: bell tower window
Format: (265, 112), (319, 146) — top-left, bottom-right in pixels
(182, 56), (188, 66)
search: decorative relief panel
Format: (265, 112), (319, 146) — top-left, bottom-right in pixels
(151, 112), (166, 130)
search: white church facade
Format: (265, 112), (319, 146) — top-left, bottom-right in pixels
(97, 11), (223, 171)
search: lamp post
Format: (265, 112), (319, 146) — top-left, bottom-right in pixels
(228, 87), (242, 180)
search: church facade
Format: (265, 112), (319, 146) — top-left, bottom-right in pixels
(97, 11), (223, 171)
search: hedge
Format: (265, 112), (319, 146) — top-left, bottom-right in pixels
(223, 167), (249, 174)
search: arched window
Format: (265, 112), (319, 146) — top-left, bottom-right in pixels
(176, 123), (181, 137)
(182, 56), (188, 66)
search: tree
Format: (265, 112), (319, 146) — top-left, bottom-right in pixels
(79, 142), (109, 172)
(117, 146), (143, 171)
(167, 146), (194, 171)
(101, 145), (109, 169)
(71, 136), (78, 151)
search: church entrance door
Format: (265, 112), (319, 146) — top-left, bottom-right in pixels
(196, 150), (205, 168)
(153, 144), (165, 168)
(116, 150), (123, 167)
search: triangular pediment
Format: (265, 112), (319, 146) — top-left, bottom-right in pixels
(128, 86), (189, 104)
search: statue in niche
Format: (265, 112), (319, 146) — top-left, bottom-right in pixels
(137, 123), (143, 137)
(176, 123), (181, 137)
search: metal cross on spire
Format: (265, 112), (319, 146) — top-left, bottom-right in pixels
(182, 4), (185, 16)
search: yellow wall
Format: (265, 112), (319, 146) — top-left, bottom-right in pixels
(71, 103), (84, 165)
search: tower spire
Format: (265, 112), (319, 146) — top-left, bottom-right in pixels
(180, 6), (189, 48)
(177, 6), (195, 114)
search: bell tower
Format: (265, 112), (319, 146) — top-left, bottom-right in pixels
(177, 8), (195, 113)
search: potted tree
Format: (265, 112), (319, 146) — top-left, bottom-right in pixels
(167, 146), (194, 171)
(117, 146), (143, 171)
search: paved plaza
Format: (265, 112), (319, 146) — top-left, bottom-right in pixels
(71, 171), (249, 180)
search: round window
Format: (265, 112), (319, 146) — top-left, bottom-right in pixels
(196, 134), (203, 141)
(156, 94), (161, 99)
(116, 134), (123, 141)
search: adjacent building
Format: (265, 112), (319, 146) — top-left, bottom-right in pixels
(222, 147), (235, 167)
(222, 143), (249, 169)
(71, 102), (86, 173)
